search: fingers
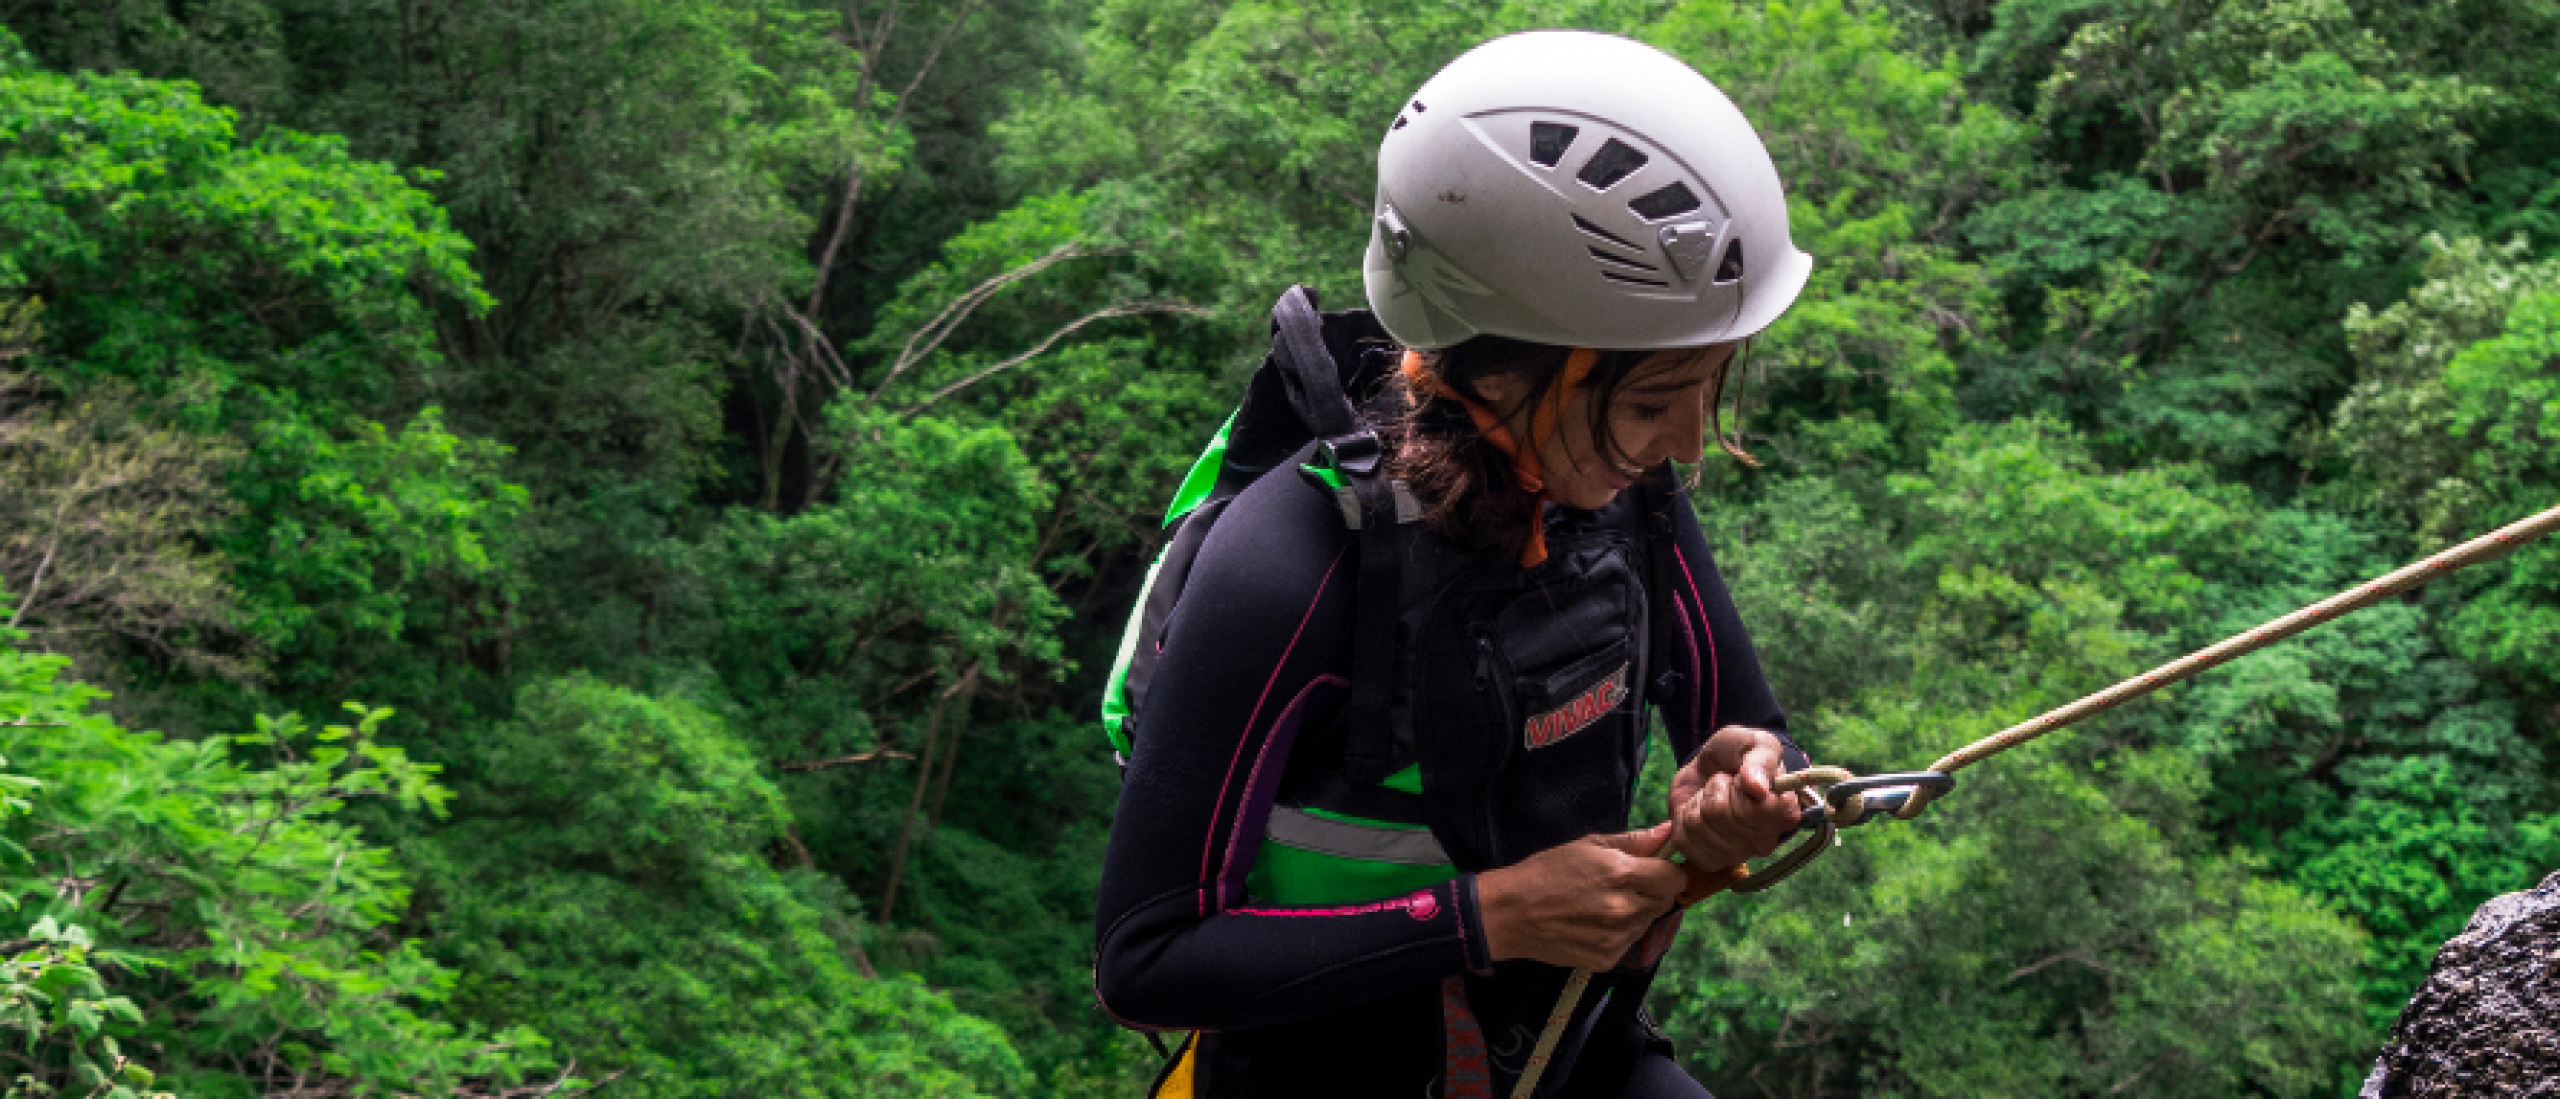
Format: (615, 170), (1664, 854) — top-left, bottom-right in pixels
(1480, 829), (1696, 969)
(1592, 820), (1674, 858)
(1576, 849), (1682, 969)
(1592, 826), (1686, 910)
(1690, 726), (1788, 796)
(1738, 739), (1785, 800)
(1672, 770), (1800, 868)
(1605, 845), (1687, 907)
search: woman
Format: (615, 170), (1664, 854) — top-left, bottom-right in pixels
(1095, 31), (1814, 1098)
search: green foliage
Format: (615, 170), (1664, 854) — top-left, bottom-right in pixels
(0, 53), (485, 402)
(0, 590), (555, 1095)
(6, 0), (2560, 1091)
(0, 729), (169, 1099)
(694, 408), (1064, 768)
(2326, 235), (2560, 534)
(0, 917), (171, 1099)
(2276, 756), (2560, 1032)
(410, 675), (1029, 1098)
(1954, 0), (2535, 469)
(0, 358), (250, 683)
(2435, 285), (2560, 687)
(1670, 420), (2367, 1096)
(0, 48), (525, 713)
(223, 406), (526, 685)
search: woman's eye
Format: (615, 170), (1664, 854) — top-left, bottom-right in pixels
(1631, 404), (1670, 422)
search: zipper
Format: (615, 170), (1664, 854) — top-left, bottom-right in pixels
(1469, 624), (1516, 864)
(1470, 626), (1517, 753)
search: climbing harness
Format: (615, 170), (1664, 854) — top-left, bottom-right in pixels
(1513, 499), (2560, 1099)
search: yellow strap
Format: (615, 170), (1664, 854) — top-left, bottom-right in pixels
(1150, 1036), (1197, 1099)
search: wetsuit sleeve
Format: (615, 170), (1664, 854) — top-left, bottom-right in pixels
(1093, 471), (1491, 1033)
(1658, 490), (1805, 771)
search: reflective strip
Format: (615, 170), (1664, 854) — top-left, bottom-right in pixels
(1391, 480), (1422, 524)
(1266, 806), (1450, 866)
(1325, 480), (1425, 529)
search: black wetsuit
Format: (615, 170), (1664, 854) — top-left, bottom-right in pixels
(1093, 452), (1792, 1098)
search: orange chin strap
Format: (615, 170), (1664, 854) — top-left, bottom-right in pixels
(1400, 348), (1599, 567)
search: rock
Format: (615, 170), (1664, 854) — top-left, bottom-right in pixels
(2362, 870), (2560, 1098)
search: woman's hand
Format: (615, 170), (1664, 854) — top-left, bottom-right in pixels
(1474, 822), (1687, 971)
(1668, 725), (1801, 870)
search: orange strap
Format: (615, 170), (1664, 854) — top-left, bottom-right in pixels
(1677, 861), (1750, 907)
(1399, 348), (1599, 567)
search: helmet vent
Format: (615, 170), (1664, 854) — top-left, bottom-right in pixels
(1600, 270), (1669, 288)
(1392, 116), (1409, 131)
(1628, 182), (1701, 221)
(1715, 238), (1746, 283)
(1529, 122), (1580, 167)
(1571, 214), (1640, 251)
(1412, 100), (1428, 112)
(1587, 247), (1657, 272)
(1576, 139), (1648, 191)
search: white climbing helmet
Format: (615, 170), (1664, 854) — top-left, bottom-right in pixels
(1363, 30), (1814, 351)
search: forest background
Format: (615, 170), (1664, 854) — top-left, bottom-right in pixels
(0, 0), (2555, 1095)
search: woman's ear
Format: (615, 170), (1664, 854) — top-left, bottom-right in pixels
(1470, 369), (1528, 419)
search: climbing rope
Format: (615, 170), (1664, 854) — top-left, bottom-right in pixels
(1511, 501), (2560, 1099)
(1891, 498), (2560, 820)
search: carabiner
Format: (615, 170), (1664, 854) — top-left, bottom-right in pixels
(1824, 771), (1956, 828)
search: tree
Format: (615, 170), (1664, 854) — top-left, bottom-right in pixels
(1659, 420), (2367, 1096)
(0, 36), (524, 709)
(405, 675), (1030, 1098)
(0, 361), (249, 683)
(0, 587), (560, 1096)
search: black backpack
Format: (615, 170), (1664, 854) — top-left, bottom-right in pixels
(1100, 285), (1417, 778)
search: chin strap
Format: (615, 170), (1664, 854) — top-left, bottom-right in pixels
(1399, 348), (1598, 567)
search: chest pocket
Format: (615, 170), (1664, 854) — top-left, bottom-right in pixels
(1418, 526), (1651, 868)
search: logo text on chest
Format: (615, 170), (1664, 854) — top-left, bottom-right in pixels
(1524, 664), (1630, 751)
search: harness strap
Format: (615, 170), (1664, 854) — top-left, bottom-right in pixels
(1342, 470), (1417, 784)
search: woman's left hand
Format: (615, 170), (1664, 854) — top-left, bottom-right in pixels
(1667, 726), (1801, 870)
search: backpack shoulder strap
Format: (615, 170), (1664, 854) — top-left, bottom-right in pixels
(1270, 285), (1364, 444)
(1338, 471), (1417, 784)
(1269, 285), (1415, 784)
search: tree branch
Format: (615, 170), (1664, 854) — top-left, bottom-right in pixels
(777, 749), (914, 773)
(867, 243), (1086, 406)
(2004, 951), (2112, 983)
(898, 301), (1207, 419)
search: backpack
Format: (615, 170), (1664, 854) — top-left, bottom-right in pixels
(1101, 285), (1413, 772)
(1102, 282), (1697, 846)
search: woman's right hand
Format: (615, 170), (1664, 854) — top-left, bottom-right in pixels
(1473, 821), (1689, 971)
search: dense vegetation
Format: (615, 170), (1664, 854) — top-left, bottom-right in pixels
(0, 0), (2552, 1095)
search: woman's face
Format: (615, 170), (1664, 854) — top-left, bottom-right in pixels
(1479, 344), (1737, 510)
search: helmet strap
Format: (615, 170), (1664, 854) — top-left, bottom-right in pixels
(1399, 348), (1600, 567)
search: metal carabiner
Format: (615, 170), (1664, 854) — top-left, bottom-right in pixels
(1824, 771), (1956, 828)
(1731, 771), (1956, 893)
(1731, 785), (1837, 894)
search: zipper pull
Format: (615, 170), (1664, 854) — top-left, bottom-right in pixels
(1473, 634), (1496, 692)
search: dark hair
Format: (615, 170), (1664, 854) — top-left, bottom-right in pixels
(1386, 335), (1755, 559)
